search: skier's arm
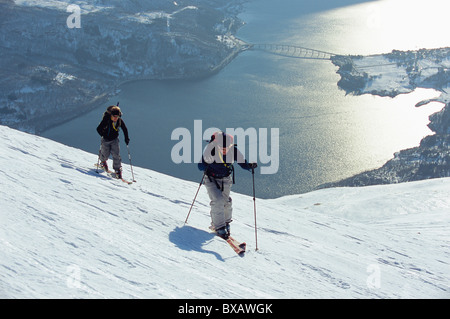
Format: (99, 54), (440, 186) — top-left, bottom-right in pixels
(96, 116), (108, 137)
(235, 147), (257, 171)
(121, 119), (130, 145)
(198, 156), (209, 172)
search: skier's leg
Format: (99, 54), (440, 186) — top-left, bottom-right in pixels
(100, 138), (112, 162)
(110, 138), (122, 172)
(222, 175), (233, 225)
(205, 178), (226, 230)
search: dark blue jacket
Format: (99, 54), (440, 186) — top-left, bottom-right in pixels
(198, 145), (253, 178)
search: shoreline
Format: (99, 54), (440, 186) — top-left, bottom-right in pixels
(319, 47), (450, 188)
(1, 0), (249, 135)
(38, 40), (249, 135)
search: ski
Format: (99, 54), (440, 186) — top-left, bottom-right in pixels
(94, 164), (133, 185)
(226, 236), (246, 256)
(116, 176), (133, 185)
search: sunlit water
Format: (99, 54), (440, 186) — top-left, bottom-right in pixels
(43, 0), (448, 198)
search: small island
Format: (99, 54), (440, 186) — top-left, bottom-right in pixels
(321, 48), (450, 188)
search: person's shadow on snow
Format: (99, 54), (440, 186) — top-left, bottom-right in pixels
(169, 226), (224, 261)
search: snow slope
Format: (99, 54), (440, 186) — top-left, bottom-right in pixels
(0, 125), (449, 298)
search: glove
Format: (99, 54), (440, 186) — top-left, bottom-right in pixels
(249, 162), (258, 169)
(125, 137), (130, 145)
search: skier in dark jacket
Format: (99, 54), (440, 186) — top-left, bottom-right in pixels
(198, 131), (257, 239)
(96, 105), (130, 179)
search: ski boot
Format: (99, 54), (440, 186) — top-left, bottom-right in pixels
(216, 226), (229, 239)
(100, 161), (108, 171)
(226, 223), (231, 236)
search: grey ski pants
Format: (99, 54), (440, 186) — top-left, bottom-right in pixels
(204, 175), (233, 230)
(100, 137), (122, 172)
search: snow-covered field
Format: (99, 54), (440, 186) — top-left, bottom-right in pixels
(0, 125), (449, 299)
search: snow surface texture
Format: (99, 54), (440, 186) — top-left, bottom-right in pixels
(0, 125), (449, 298)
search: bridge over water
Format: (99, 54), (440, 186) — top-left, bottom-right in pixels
(208, 42), (337, 77)
(245, 43), (336, 60)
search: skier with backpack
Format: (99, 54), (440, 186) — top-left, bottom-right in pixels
(198, 131), (257, 239)
(96, 105), (130, 179)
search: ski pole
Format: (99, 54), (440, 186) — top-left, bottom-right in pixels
(185, 171), (206, 224)
(96, 141), (102, 174)
(126, 144), (136, 182)
(252, 167), (258, 251)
